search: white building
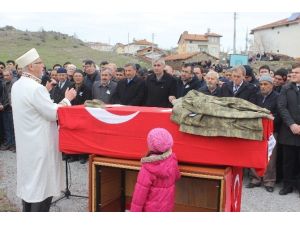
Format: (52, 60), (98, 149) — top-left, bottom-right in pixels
(250, 13), (300, 58)
(115, 39), (157, 55)
(177, 30), (222, 58)
(87, 42), (113, 52)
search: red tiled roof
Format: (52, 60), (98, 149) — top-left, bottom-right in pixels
(165, 51), (219, 61)
(182, 34), (208, 42)
(136, 47), (165, 54)
(251, 17), (300, 33)
(133, 39), (154, 45)
(164, 52), (198, 61)
(178, 31), (222, 44)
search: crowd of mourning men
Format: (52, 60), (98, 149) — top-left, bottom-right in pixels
(0, 57), (300, 197)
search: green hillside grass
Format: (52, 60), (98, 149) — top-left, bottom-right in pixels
(0, 26), (150, 69)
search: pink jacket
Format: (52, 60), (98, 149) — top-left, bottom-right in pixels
(130, 150), (181, 212)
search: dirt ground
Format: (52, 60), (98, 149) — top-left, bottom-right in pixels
(0, 188), (18, 212)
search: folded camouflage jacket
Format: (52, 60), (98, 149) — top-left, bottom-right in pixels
(171, 90), (272, 140)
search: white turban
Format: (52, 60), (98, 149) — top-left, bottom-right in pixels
(15, 48), (40, 68)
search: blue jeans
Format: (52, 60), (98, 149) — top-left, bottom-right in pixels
(2, 111), (15, 146)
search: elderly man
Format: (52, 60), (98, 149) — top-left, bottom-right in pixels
(51, 67), (73, 103)
(220, 65), (257, 103)
(198, 71), (221, 96)
(92, 68), (117, 104)
(246, 75), (280, 192)
(112, 63), (145, 106)
(66, 64), (76, 82)
(11, 48), (76, 212)
(277, 63), (300, 196)
(145, 59), (177, 108)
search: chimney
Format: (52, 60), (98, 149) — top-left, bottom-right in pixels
(207, 28), (211, 34)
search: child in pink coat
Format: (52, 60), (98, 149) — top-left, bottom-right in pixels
(130, 128), (181, 212)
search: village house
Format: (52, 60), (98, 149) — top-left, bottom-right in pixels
(86, 42), (113, 52)
(164, 52), (218, 70)
(114, 39), (157, 55)
(136, 47), (166, 63)
(177, 30), (222, 58)
(250, 13), (300, 58)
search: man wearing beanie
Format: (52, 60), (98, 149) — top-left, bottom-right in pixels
(130, 128), (181, 212)
(246, 75), (280, 192)
(11, 48), (76, 211)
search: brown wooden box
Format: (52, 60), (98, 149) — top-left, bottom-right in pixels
(89, 155), (232, 212)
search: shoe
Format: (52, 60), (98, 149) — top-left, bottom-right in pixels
(0, 144), (10, 150)
(9, 146), (16, 153)
(265, 186), (274, 192)
(246, 183), (261, 188)
(279, 187), (293, 195)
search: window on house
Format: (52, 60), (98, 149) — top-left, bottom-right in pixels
(190, 41), (193, 43)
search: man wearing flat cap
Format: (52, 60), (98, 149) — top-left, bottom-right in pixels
(11, 48), (76, 212)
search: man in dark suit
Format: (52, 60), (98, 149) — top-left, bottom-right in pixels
(220, 65), (257, 103)
(175, 63), (201, 98)
(112, 63), (145, 106)
(51, 68), (73, 103)
(145, 59), (177, 108)
(277, 63), (300, 196)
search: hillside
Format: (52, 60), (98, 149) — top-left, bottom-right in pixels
(0, 26), (150, 69)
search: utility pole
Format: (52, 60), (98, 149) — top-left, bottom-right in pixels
(233, 12), (237, 54)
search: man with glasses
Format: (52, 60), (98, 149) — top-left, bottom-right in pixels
(11, 48), (76, 211)
(144, 59), (177, 108)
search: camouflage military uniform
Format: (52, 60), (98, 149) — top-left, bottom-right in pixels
(171, 90), (272, 140)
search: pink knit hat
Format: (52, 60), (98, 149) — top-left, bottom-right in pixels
(147, 128), (173, 153)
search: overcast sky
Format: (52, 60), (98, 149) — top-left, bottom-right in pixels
(0, 1), (298, 52)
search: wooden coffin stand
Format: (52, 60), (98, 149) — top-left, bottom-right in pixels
(89, 155), (235, 212)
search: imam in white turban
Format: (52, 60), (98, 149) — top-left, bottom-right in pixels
(15, 48), (40, 68)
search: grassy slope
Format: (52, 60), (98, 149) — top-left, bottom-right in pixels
(0, 27), (150, 69)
